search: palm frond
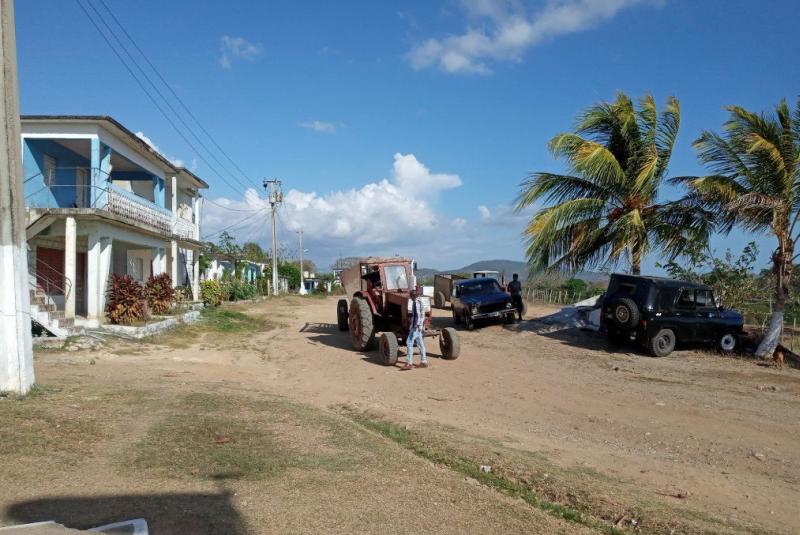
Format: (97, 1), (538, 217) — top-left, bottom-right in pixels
(548, 134), (626, 189)
(655, 96), (680, 179)
(515, 172), (614, 211)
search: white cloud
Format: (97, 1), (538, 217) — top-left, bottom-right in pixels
(218, 35), (264, 69)
(135, 131), (186, 168)
(407, 0), (652, 75)
(299, 120), (339, 134)
(478, 205), (491, 221)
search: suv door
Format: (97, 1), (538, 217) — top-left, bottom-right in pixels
(693, 289), (720, 342)
(671, 288), (699, 341)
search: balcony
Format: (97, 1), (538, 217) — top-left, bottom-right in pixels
(25, 175), (178, 238)
(172, 215), (197, 241)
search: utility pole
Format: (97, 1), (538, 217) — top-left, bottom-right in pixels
(297, 229), (307, 295)
(0, 0), (34, 394)
(263, 179), (282, 294)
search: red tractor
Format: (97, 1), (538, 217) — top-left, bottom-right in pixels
(336, 257), (461, 365)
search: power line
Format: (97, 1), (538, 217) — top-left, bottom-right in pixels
(73, 0), (252, 195)
(204, 196), (265, 213)
(95, 0), (256, 189)
(201, 207), (268, 241)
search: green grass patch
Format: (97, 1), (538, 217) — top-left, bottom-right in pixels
(200, 307), (268, 333)
(343, 410), (621, 534)
(125, 393), (365, 481)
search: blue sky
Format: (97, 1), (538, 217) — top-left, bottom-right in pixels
(15, 0), (800, 272)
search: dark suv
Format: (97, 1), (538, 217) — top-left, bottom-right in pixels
(451, 278), (516, 330)
(601, 274), (744, 357)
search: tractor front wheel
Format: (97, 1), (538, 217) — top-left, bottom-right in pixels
(349, 297), (375, 351)
(336, 299), (349, 331)
(379, 332), (399, 365)
(440, 327), (461, 360)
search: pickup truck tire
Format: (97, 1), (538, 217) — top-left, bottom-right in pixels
(452, 307), (462, 324)
(336, 299), (349, 331)
(610, 297), (640, 328)
(434, 291), (446, 309)
(465, 313), (475, 331)
(505, 312), (517, 324)
(349, 297), (375, 351)
(440, 327), (460, 360)
(649, 328), (676, 358)
(719, 332), (738, 353)
(378, 332), (399, 365)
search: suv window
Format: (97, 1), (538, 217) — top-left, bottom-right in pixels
(695, 289), (714, 307)
(677, 289), (695, 307)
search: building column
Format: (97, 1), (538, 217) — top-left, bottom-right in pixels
(153, 247), (167, 275)
(170, 239), (178, 286)
(63, 216), (77, 319)
(192, 248), (200, 301)
(87, 233), (112, 321)
(0, 0), (34, 394)
(171, 175), (177, 214)
(195, 196), (203, 240)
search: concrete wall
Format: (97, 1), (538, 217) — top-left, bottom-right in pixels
(23, 138), (91, 208)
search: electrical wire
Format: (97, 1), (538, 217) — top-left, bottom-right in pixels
(204, 196), (266, 213)
(201, 207), (268, 241)
(73, 0), (252, 196)
(95, 0), (257, 189)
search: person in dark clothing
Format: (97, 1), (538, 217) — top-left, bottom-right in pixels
(507, 273), (524, 320)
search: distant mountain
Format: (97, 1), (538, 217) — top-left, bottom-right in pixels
(416, 259), (607, 285)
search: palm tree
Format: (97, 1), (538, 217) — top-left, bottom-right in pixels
(516, 92), (708, 275)
(674, 99), (800, 358)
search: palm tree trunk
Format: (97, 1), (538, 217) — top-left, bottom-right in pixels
(756, 239), (793, 358)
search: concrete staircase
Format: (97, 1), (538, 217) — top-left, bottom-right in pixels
(29, 287), (80, 338)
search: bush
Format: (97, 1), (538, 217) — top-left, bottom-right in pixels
(106, 274), (145, 324)
(144, 273), (176, 315)
(222, 278), (257, 301)
(201, 279), (223, 307)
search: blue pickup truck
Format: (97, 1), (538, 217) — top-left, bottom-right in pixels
(451, 277), (516, 330)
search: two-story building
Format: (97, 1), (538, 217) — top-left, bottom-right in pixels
(21, 115), (208, 332)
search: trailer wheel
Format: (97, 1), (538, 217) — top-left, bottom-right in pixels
(336, 299), (349, 331)
(378, 332), (399, 365)
(440, 327), (460, 360)
(434, 291), (446, 309)
(349, 297), (375, 351)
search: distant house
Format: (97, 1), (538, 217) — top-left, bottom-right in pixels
(22, 115), (209, 332)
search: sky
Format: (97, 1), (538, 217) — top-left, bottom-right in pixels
(14, 0), (800, 273)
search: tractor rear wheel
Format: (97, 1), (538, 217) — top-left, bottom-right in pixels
(434, 291), (446, 309)
(378, 332), (399, 365)
(336, 299), (349, 331)
(440, 327), (461, 360)
(349, 297), (375, 351)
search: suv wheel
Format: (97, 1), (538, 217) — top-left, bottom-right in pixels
(719, 332), (738, 353)
(610, 297), (640, 328)
(649, 328), (676, 358)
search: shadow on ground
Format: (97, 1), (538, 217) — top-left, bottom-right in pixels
(5, 492), (245, 534)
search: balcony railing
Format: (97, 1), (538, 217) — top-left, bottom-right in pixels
(172, 215), (197, 241)
(106, 186), (172, 235)
(25, 179), (179, 238)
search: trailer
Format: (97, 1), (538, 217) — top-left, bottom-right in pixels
(433, 273), (465, 308)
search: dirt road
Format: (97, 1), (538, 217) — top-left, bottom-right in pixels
(5, 296), (799, 534)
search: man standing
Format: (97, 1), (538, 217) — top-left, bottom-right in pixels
(508, 273), (524, 321)
(403, 288), (428, 370)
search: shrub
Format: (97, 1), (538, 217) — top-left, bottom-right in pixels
(222, 278), (257, 301)
(144, 273), (176, 315)
(106, 274), (145, 324)
(201, 279), (223, 307)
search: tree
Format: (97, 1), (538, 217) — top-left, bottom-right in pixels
(241, 242), (268, 263)
(657, 241), (760, 310)
(674, 99), (800, 358)
(516, 92), (709, 275)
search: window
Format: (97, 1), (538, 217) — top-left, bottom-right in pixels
(43, 154), (56, 186)
(677, 290), (694, 307)
(695, 289), (714, 307)
(384, 265), (409, 290)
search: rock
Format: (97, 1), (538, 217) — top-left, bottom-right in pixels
(479, 465), (492, 473)
(751, 451), (766, 461)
